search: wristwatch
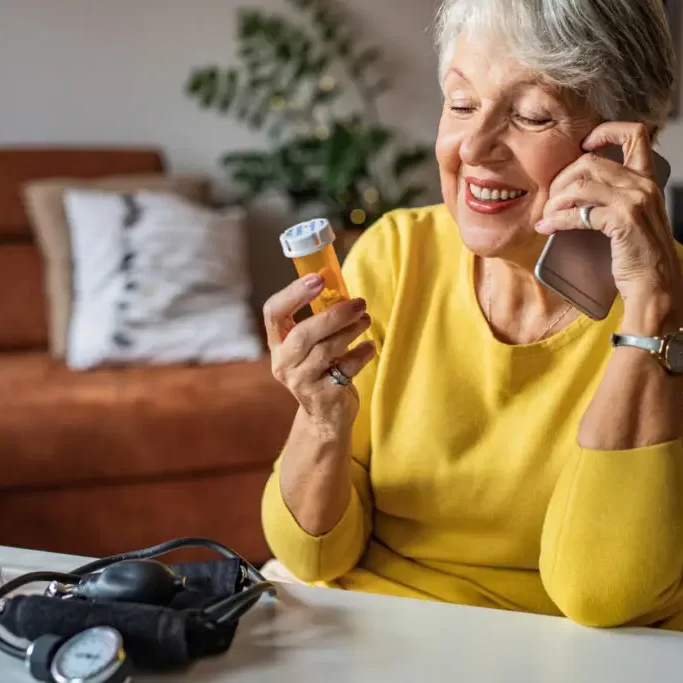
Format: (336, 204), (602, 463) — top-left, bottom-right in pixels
(611, 329), (683, 375)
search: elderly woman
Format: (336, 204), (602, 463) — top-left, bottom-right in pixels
(261, 0), (683, 629)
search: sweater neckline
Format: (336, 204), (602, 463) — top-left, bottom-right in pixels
(462, 247), (617, 356)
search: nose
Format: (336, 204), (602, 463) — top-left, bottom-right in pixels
(459, 118), (509, 167)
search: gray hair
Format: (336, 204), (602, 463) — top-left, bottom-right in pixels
(435, 0), (676, 134)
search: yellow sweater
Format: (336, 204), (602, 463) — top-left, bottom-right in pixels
(262, 204), (683, 629)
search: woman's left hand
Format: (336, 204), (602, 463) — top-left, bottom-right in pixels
(537, 121), (683, 333)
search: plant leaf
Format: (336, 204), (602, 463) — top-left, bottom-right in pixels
(218, 70), (239, 113)
(276, 40), (293, 61)
(287, 186), (322, 209)
(263, 18), (285, 41)
(308, 54), (330, 75)
(239, 10), (262, 39)
(222, 151), (278, 195)
(365, 126), (394, 154)
(393, 148), (430, 178)
(311, 86), (339, 106)
(323, 123), (369, 196)
(199, 68), (219, 108)
(336, 37), (352, 57)
(185, 69), (206, 96)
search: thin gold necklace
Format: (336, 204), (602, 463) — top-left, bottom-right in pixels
(485, 263), (574, 343)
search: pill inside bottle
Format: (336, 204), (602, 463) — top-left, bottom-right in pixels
(280, 218), (350, 315)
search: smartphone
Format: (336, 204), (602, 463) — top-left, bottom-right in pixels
(534, 145), (671, 320)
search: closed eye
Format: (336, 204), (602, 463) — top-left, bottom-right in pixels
(449, 106), (475, 114)
(515, 114), (552, 127)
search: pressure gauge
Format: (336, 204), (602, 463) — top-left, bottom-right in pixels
(49, 627), (132, 683)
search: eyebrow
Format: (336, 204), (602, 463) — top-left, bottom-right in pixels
(447, 66), (545, 90)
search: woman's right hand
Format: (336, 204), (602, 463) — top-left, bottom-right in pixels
(264, 273), (376, 431)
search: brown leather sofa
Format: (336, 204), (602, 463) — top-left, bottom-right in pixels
(0, 147), (296, 563)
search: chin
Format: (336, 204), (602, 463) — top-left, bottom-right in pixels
(454, 211), (544, 265)
(443, 190), (542, 259)
(451, 202), (519, 255)
(456, 219), (516, 257)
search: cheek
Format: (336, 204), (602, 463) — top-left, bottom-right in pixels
(525, 137), (583, 197)
(436, 116), (464, 172)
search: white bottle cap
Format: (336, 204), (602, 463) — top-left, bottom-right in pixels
(280, 218), (336, 258)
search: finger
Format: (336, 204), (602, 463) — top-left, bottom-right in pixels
(279, 297), (368, 367)
(333, 341), (376, 380)
(582, 122), (655, 178)
(263, 274), (324, 349)
(549, 152), (635, 196)
(544, 179), (617, 216)
(536, 205), (620, 237)
(300, 314), (372, 380)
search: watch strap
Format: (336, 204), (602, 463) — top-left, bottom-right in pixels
(610, 333), (664, 354)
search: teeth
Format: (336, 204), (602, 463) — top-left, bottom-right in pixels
(469, 183), (525, 202)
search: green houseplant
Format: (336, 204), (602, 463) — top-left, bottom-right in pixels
(185, 0), (431, 230)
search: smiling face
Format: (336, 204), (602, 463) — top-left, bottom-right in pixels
(436, 32), (599, 264)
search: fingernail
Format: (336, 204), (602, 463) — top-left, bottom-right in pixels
(351, 298), (367, 312)
(535, 220), (545, 232)
(360, 313), (371, 323)
(304, 274), (323, 289)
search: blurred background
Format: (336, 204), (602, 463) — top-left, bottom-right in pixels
(0, 0), (444, 564)
(1, 0), (445, 306)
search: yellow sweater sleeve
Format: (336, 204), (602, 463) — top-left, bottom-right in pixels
(540, 439), (683, 627)
(261, 217), (398, 582)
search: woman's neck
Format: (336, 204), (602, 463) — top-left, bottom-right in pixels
(476, 255), (580, 345)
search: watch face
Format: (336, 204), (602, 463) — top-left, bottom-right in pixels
(666, 332), (683, 374)
(51, 626), (125, 683)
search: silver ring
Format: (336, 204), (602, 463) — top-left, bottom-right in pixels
(328, 364), (351, 387)
(579, 204), (596, 230)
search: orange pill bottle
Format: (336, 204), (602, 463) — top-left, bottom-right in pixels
(280, 218), (350, 315)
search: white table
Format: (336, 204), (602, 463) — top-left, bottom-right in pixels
(2, 545), (683, 682)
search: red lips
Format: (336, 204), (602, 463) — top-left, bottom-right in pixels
(464, 177), (528, 215)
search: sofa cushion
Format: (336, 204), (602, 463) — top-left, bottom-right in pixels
(63, 190), (261, 370)
(0, 244), (48, 351)
(23, 174), (212, 358)
(0, 352), (296, 489)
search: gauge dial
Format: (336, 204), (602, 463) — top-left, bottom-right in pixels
(50, 627), (131, 683)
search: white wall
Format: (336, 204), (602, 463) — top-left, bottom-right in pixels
(2, 0), (683, 303)
(0, 0), (443, 306)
